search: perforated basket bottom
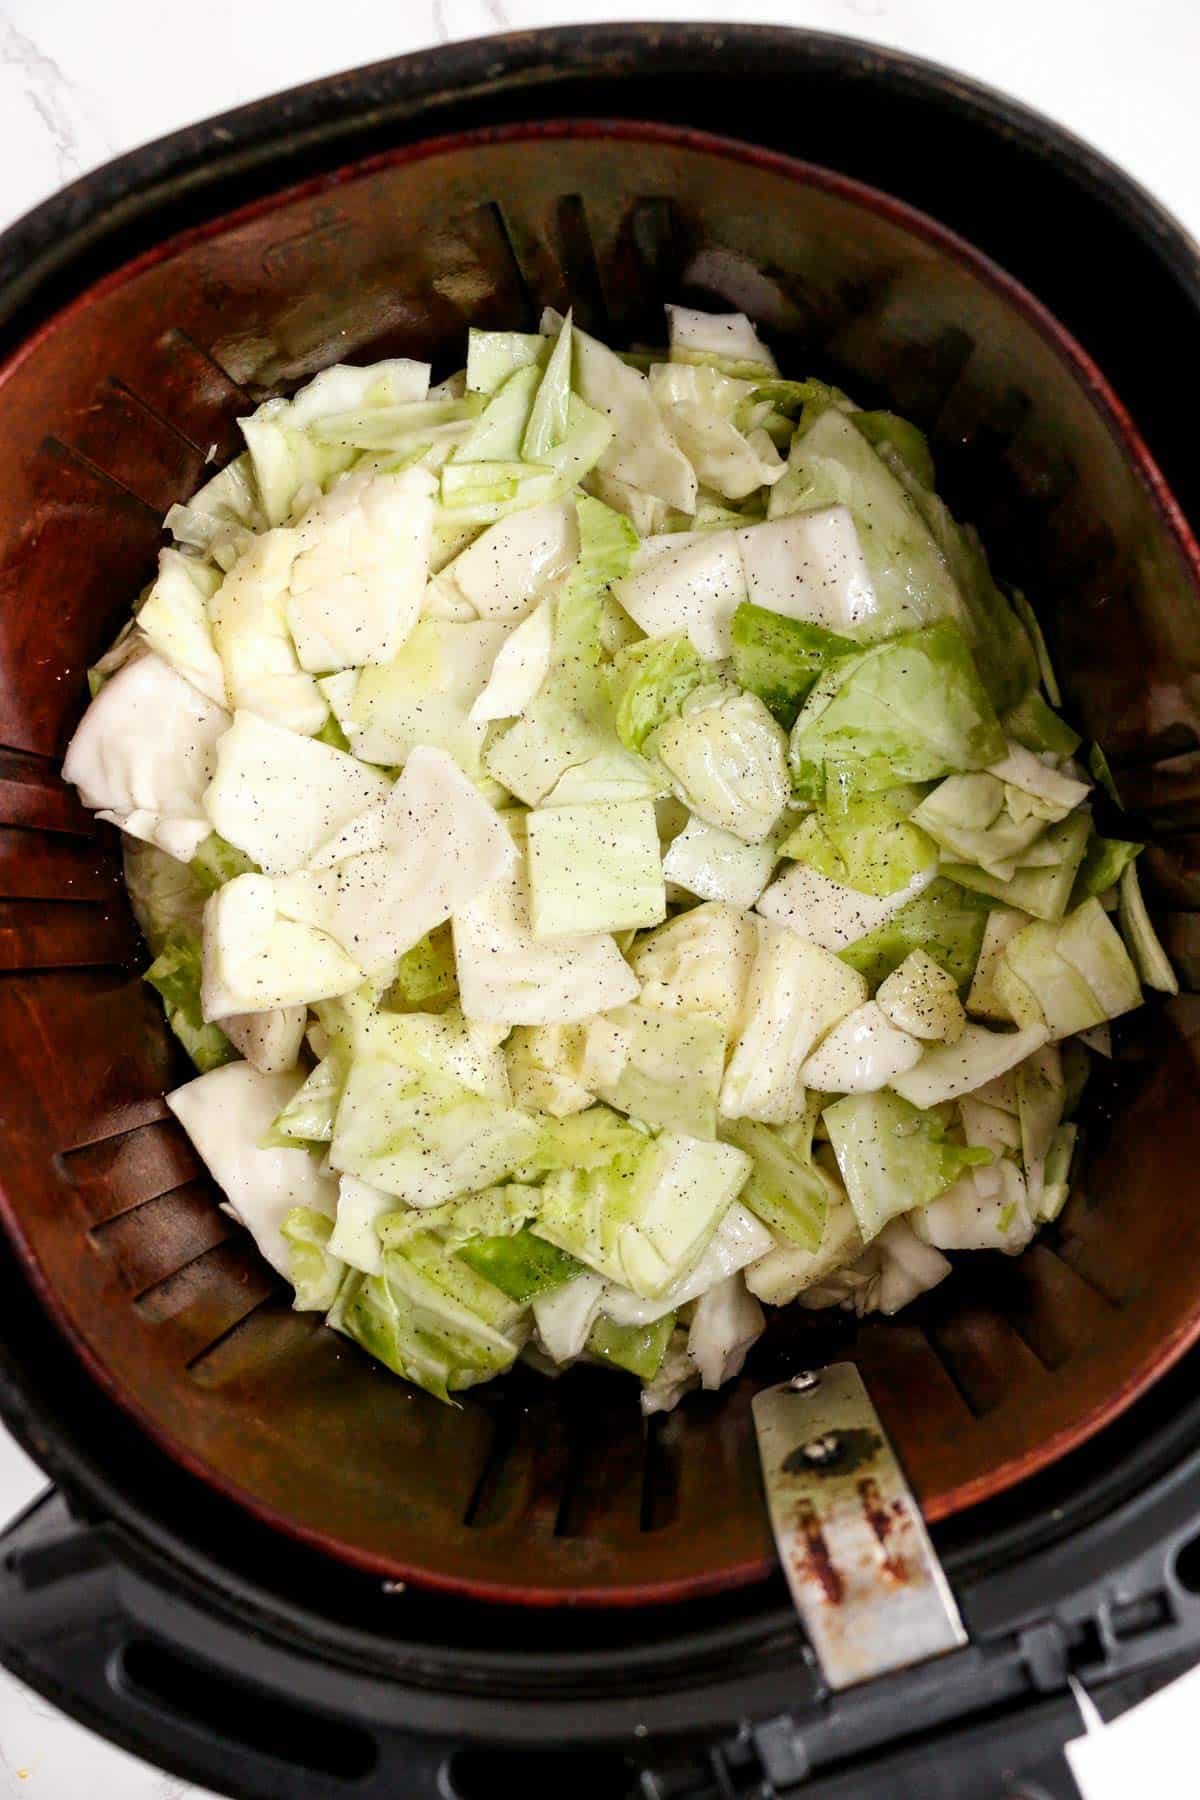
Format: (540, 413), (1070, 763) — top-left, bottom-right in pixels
(2, 120), (1200, 1604)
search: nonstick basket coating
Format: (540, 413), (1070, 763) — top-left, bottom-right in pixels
(2, 116), (1199, 1605)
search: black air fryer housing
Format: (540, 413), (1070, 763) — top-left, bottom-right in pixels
(3, 26), (1200, 1800)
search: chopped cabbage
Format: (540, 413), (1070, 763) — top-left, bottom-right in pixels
(203, 711), (389, 876)
(137, 548), (227, 707)
(209, 530), (328, 735)
(583, 1003), (726, 1138)
(653, 688), (789, 843)
(453, 842), (638, 1025)
(630, 901), (759, 1044)
(527, 798), (665, 937)
(201, 872), (363, 1018)
(722, 928), (867, 1122)
(662, 815), (777, 907)
(876, 949), (967, 1042)
(798, 1000), (923, 1093)
(730, 600), (854, 727)
(63, 651), (230, 863)
(167, 1061), (338, 1275)
(757, 859), (937, 954)
(823, 1088), (991, 1242)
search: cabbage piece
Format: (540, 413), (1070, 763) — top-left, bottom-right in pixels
(505, 1023), (593, 1118)
(1119, 862), (1178, 993)
(137, 548), (228, 707)
(652, 688), (789, 843)
(911, 773), (1053, 880)
(222, 1006), (306, 1074)
(588, 1312), (676, 1379)
(452, 842), (637, 1025)
(209, 530), (327, 734)
(649, 362), (784, 500)
(484, 498), (637, 802)
(203, 710), (389, 875)
(851, 410), (936, 490)
(1002, 689), (1082, 760)
(876, 950), (966, 1042)
(284, 467), (434, 671)
(383, 923), (459, 1014)
(239, 408), (354, 532)
(662, 816), (777, 907)
(468, 600), (553, 724)
(630, 901), (759, 1044)
(1000, 900), (1143, 1039)
(721, 1114), (830, 1249)
(609, 632), (715, 752)
(581, 1004), (726, 1138)
(737, 507), (878, 634)
(87, 619), (147, 696)
(327, 1173), (395, 1275)
(201, 873), (363, 1018)
(536, 1129), (750, 1298)
(688, 1275), (765, 1389)
(598, 1202), (774, 1326)
(729, 600), (854, 727)
(541, 750), (662, 806)
(63, 651), (231, 863)
(890, 1021), (1049, 1108)
(533, 1271), (607, 1363)
(449, 362), (541, 465)
(280, 1208), (345, 1311)
(836, 876), (989, 990)
(912, 1158), (1035, 1256)
(343, 1233), (526, 1403)
(1072, 835), (1142, 904)
(1016, 1043), (1065, 1171)
(722, 928), (868, 1123)
(666, 305), (777, 377)
(1010, 589), (1061, 705)
(781, 783), (938, 898)
(614, 530), (744, 659)
(144, 934), (236, 1072)
(458, 1229), (581, 1304)
(639, 1329), (701, 1414)
(799, 1001), (923, 1093)
(562, 316), (697, 512)
(942, 809), (1091, 921)
(745, 1187), (863, 1305)
(273, 746), (514, 975)
(523, 311), (573, 459)
(165, 452), (262, 565)
(790, 623), (1005, 797)
(526, 799), (665, 937)
(445, 499), (579, 620)
(757, 859), (937, 954)
(1037, 1122), (1078, 1223)
(966, 908), (1036, 1019)
(987, 739), (1090, 814)
(191, 831), (259, 892)
(123, 839), (209, 955)
(326, 619), (507, 774)
(823, 1088), (991, 1242)
(769, 406), (963, 638)
(267, 1053), (345, 1145)
(167, 1061), (338, 1275)
(330, 1052), (538, 1208)
(466, 329), (548, 395)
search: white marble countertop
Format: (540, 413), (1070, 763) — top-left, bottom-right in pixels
(1, 2), (1198, 1795)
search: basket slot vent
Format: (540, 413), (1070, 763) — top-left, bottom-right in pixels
(983, 1241), (1117, 1372)
(90, 1181), (233, 1293)
(185, 1292), (307, 1380)
(54, 380), (210, 515)
(553, 1389), (648, 1541)
(0, 825), (116, 902)
(462, 1399), (521, 1530)
(551, 194), (610, 338)
(921, 1301), (1052, 1419)
(1041, 1235), (1130, 1311)
(132, 1237), (275, 1354)
(0, 748), (93, 836)
(0, 896), (135, 971)
(56, 1115), (201, 1222)
(639, 1410), (681, 1534)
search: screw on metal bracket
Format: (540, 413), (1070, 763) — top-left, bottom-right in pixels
(798, 1433), (841, 1467)
(789, 1371), (821, 1393)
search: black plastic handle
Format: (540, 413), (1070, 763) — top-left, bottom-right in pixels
(1, 1489), (649, 1800)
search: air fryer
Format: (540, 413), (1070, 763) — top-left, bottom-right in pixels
(3, 25), (1200, 1800)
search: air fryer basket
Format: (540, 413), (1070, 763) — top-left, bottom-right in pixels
(2, 95), (1200, 1609)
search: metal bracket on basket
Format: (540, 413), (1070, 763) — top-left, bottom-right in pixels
(752, 1362), (967, 1691)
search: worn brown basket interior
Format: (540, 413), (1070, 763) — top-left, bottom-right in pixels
(2, 122), (1200, 1605)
